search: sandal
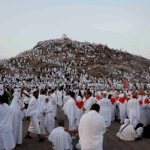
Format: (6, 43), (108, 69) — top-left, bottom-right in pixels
(39, 138), (45, 142)
(25, 135), (32, 139)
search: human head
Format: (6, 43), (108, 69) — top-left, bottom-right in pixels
(51, 89), (54, 93)
(27, 88), (31, 92)
(86, 91), (92, 99)
(48, 91), (51, 96)
(45, 97), (49, 103)
(102, 91), (107, 98)
(58, 120), (65, 127)
(70, 92), (75, 99)
(124, 119), (130, 124)
(33, 89), (39, 99)
(90, 103), (100, 113)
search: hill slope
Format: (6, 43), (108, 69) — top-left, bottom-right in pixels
(1, 36), (150, 84)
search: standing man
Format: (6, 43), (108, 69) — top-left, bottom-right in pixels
(63, 92), (77, 130)
(25, 90), (45, 142)
(97, 91), (111, 131)
(79, 104), (106, 150)
(0, 93), (15, 150)
(83, 91), (95, 114)
(51, 89), (58, 120)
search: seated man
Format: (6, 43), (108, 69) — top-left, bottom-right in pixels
(48, 120), (73, 150)
(117, 119), (138, 141)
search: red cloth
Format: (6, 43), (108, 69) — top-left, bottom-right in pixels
(145, 99), (150, 104)
(124, 81), (128, 88)
(126, 98), (131, 101)
(75, 101), (84, 109)
(139, 100), (143, 106)
(84, 96), (88, 100)
(96, 97), (101, 101)
(119, 97), (126, 104)
(110, 98), (116, 104)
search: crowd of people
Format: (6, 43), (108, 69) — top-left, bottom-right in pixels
(1, 83), (150, 150)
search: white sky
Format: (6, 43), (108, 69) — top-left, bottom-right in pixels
(0, 0), (150, 59)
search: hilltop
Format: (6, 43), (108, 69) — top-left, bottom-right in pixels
(1, 34), (150, 84)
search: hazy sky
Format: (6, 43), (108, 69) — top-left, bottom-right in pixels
(0, 0), (150, 59)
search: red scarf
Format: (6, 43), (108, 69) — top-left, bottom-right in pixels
(119, 97), (126, 104)
(75, 101), (84, 109)
(85, 96), (88, 100)
(145, 99), (150, 104)
(139, 100), (143, 106)
(110, 98), (116, 104)
(126, 98), (131, 101)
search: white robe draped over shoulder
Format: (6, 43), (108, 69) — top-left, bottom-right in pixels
(48, 127), (73, 150)
(97, 98), (111, 127)
(0, 103), (15, 150)
(10, 96), (22, 146)
(79, 110), (106, 150)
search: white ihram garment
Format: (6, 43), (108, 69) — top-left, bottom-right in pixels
(10, 95), (22, 146)
(97, 98), (111, 127)
(84, 96), (95, 114)
(0, 103), (15, 150)
(75, 96), (84, 126)
(63, 97), (77, 130)
(119, 119), (137, 141)
(48, 127), (73, 150)
(127, 98), (138, 128)
(79, 110), (106, 150)
(51, 93), (57, 117)
(57, 90), (63, 107)
(27, 96), (41, 134)
(40, 99), (55, 135)
(63, 95), (70, 105)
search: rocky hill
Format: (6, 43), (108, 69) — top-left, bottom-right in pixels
(1, 34), (150, 84)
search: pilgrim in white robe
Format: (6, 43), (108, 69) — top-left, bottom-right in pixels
(75, 96), (84, 126)
(97, 98), (111, 127)
(79, 110), (106, 150)
(10, 93), (22, 146)
(48, 126), (73, 150)
(27, 96), (41, 134)
(51, 92), (57, 117)
(127, 98), (139, 128)
(40, 97), (55, 135)
(118, 119), (137, 141)
(39, 94), (46, 119)
(63, 97), (77, 130)
(119, 96), (127, 124)
(84, 96), (95, 114)
(57, 90), (63, 107)
(63, 95), (70, 105)
(110, 95), (116, 121)
(137, 97), (147, 126)
(0, 103), (15, 150)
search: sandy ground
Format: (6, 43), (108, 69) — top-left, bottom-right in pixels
(15, 106), (150, 150)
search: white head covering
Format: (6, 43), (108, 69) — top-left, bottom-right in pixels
(10, 95), (21, 118)
(13, 92), (19, 98)
(124, 119), (130, 124)
(76, 96), (81, 102)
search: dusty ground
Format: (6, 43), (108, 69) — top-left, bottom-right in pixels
(15, 106), (150, 150)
